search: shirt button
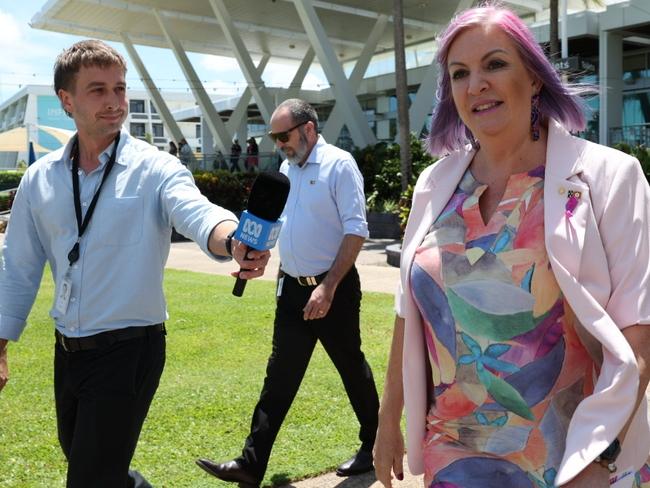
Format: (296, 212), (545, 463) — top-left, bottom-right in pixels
(558, 187), (566, 195)
(82, 202), (88, 207)
(71, 297), (76, 302)
(77, 170), (82, 176)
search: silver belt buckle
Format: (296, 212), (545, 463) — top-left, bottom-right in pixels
(298, 276), (317, 286)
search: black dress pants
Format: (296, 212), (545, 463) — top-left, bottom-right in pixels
(54, 328), (166, 488)
(239, 267), (379, 480)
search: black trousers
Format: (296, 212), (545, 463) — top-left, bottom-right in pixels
(54, 328), (166, 488)
(239, 267), (379, 480)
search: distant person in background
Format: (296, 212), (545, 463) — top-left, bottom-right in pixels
(213, 149), (227, 171)
(168, 140), (178, 157)
(246, 137), (259, 172)
(178, 138), (195, 170)
(230, 139), (242, 172)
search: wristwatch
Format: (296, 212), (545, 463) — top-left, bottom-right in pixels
(225, 230), (235, 257)
(594, 438), (621, 473)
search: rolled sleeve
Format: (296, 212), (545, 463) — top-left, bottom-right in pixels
(600, 157), (650, 328)
(158, 160), (238, 262)
(0, 314), (27, 342)
(0, 170), (47, 341)
(336, 158), (369, 238)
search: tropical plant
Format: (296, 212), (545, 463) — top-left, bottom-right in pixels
(549, 0), (603, 60)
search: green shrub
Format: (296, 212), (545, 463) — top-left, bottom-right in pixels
(0, 191), (15, 212)
(354, 133), (436, 218)
(192, 170), (257, 213)
(0, 171), (24, 191)
(613, 143), (650, 182)
(0, 169), (260, 214)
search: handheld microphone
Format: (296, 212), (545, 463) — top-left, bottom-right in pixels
(232, 171), (290, 296)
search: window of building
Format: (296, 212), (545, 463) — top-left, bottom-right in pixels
(152, 123), (164, 138)
(130, 99), (145, 113)
(196, 124), (201, 138)
(130, 122), (146, 138)
(150, 101), (158, 114)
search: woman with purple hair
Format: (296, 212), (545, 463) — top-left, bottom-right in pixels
(374, 5), (650, 488)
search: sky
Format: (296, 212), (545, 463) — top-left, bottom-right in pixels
(0, 0), (328, 104)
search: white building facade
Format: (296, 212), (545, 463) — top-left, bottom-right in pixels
(0, 85), (202, 168)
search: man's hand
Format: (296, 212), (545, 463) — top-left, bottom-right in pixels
(0, 340), (9, 393)
(373, 419), (405, 488)
(563, 462), (610, 488)
(303, 283), (335, 321)
(230, 239), (270, 280)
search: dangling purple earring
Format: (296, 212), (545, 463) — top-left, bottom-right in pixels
(465, 126), (480, 150)
(530, 93), (540, 141)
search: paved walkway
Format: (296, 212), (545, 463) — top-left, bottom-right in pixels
(165, 238), (401, 295)
(166, 238), (422, 488)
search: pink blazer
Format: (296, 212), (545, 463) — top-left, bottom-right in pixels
(396, 120), (650, 485)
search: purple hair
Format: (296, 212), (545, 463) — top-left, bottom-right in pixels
(428, 4), (589, 155)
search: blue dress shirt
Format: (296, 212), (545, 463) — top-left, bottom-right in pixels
(0, 129), (236, 341)
(278, 135), (368, 278)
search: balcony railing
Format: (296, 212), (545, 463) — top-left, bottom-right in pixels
(192, 152), (282, 173)
(609, 124), (650, 147)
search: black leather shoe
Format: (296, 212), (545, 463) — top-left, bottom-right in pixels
(195, 458), (260, 487)
(335, 449), (374, 477)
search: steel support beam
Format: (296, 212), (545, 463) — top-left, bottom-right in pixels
(153, 9), (231, 154)
(209, 0), (275, 125)
(280, 0), (441, 30)
(120, 33), (185, 145)
(322, 15), (388, 142)
(292, 0), (376, 147)
(409, 61), (439, 137)
(76, 0), (371, 51)
(285, 47), (315, 100)
(599, 30), (623, 145)
(226, 55), (270, 137)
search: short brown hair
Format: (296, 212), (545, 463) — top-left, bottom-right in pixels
(54, 39), (127, 95)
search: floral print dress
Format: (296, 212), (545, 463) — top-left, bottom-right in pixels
(410, 166), (650, 487)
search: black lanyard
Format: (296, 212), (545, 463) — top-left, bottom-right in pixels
(67, 133), (121, 266)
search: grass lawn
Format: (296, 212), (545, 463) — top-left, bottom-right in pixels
(0, 269), (395, 487)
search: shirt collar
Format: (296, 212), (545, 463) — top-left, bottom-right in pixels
(63, 129), (126, 170)
(291, 134), (326, 167)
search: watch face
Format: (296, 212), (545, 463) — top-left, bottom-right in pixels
(601, 439), (621, 462)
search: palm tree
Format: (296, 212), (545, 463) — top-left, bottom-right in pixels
(393, 0), (412, 192)
(550, 0), (559, 60)
(549, 0), (604, 61)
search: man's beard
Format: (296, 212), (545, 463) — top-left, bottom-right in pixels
(282, 130), (309, 165)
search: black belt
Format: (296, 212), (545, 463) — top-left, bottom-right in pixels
(55, 323), (166, 353)
(281, 270), (328, 287)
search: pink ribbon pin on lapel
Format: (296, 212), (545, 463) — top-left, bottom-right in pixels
(565, 190), (581, 217)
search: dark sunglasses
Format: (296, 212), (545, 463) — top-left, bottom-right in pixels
(268, 120), (308, 143)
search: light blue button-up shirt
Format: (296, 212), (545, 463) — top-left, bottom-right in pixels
(0, 129), (236, 341)
(278, 135), (368, 278)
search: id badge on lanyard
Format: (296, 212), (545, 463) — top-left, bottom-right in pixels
(55, 272), (73, 315)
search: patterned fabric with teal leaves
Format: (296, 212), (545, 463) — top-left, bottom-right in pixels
(409, 166), (618, 487)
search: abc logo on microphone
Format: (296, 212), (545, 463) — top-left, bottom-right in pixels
(234, 210), (284, 251)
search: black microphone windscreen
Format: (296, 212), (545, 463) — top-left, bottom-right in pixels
(246, 172), (290, 222)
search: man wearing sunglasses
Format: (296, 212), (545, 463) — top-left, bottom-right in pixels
(197, 99), (379, 487)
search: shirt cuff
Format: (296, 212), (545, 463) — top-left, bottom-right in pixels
(0, 314), (27, 342)
(343, 220), (369, 238)
(203, 218), (238, 262)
